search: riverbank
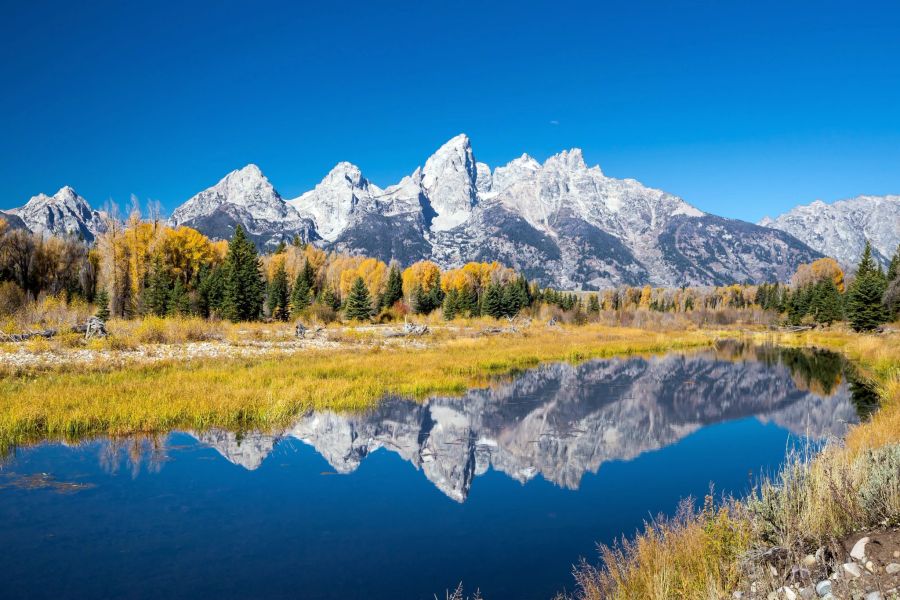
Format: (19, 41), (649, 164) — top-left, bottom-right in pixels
(560, 328), (900, 600)
(0, 320), (717, 454)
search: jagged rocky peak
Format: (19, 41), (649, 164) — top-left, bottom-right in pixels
(168, 163), (315, 250)
(759, 194), (900, 267)
(8, 185), (106, 241)
(288, 161), (382, 242)
(421, 133), (480, 231)
(491, 153), (541, 195)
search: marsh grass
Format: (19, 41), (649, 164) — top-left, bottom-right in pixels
(562, 327), (900, 600)
(0, 324), (714, 454)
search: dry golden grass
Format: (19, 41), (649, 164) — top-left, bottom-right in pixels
(566, 498), (752, 600)
(0, 324), (715, 453)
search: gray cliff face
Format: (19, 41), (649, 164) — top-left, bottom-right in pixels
(193, 349), (856, 501)
(160, 134), (824, 288)
(760, 195), (900, 268)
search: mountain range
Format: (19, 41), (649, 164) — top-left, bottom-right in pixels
(5, 135), (898, 288)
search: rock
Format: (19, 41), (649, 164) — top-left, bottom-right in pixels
(842, 562), (863, 578)
(802, 555), (818, 568)
(770, 564), (780, 577)
(816, 580), (833, 597)
(865, 560), (876, 573)
(780, 586), (798, 600)
(863, 592), (882, 600)
(894, 550), (899, 558)
(850, 537), (870, 561)
(732, 592), (743, 599)
(886, 563), (900, 574)
(799, 587), (816, 600)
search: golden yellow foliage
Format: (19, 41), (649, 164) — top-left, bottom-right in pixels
(402, 260), (442, 296)
(158, 226), (220, 284)
(791, 257), (845, 292)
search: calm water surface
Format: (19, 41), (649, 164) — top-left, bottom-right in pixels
(0, 344), (865, 599)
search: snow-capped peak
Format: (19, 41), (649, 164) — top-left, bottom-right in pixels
(288, 161), (382, 242)
(169, 163), (295, 228)
(545, 148), (588, 171)
(421, 133), (479, 231)
(759, 194), (900, 266)
(8, 185), (106, 241)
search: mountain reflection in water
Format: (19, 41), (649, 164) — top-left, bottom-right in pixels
(188, 342), (859, 502)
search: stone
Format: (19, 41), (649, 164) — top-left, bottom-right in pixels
(799, 587), (816, 600)
(816, 580), (833, 596)
(802, 554), (817, 568)
(770, 564), (779, 577)
(863, 592), (882, 600)
(865, 560), (876, 573)
(886, 563), (900, 574)
(732, 592), (743, 599)
(780, 586), (798, 600)
(850, 537), (870, 561)
(842, 562), (863, 578)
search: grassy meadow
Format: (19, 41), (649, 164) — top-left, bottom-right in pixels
(0, 321), (716, 454)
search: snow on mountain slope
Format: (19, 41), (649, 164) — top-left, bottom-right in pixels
(759, 195), (900, 267)
(287, 162), (382, 242)
(420, 134), (479, 231)
(163, 134), (828, 287)
(8, 186), (106, 241)
(168, 164), (316, 249)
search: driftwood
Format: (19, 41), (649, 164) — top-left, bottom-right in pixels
(295, 322), (324, 339)
(0, 317), (108, 343)
(382, 322), (430, 338)
(778, 325), (815, 333)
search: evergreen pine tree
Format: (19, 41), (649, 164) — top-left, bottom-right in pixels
(411, 284), (429, 314)
(290, 272), (312, 316)
(143, 256), (173, 317)
(482, 283), (503, 318)
(426, 274), (444, 314)
(94, 288), (110, 321)
(344, 276), (373, 321)
(197, 264), (225, 318)
(318, 284), (341, 311)
(301, 259), (317, 294)
(267, 261), (290, 321)
(887, 243), (900, 283)
(273, 240), (287, 254)
(811, 278), (843, 325)
(588, 294), (600, 313)
(221, 225), (264, 322)
(442, 288), (460, 320)
(168, 279), (191, 316)
(846, 241), (889, 331)
(380, 266), (403, 309)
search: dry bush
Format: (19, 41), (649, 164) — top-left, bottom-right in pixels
(749, 444), (900, 558)
(565, 497), (751, 600)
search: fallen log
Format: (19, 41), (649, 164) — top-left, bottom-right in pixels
(0, 317), (108, 343)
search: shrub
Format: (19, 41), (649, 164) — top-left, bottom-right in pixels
(0, 282), (26, 316)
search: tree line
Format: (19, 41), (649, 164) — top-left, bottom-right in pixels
(1, 208), (897, 331)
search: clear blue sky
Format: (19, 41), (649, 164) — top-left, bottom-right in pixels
(2, 0), (899, 222)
